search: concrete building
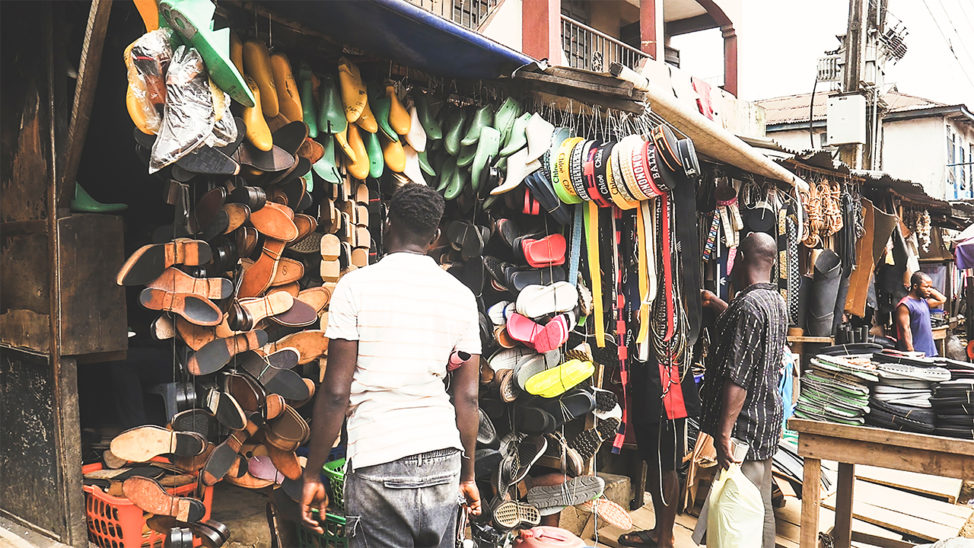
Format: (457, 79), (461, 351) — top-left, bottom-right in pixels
(405, 0), (742, 95)
(759, 90), (974, 200)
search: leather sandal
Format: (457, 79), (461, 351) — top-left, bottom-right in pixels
(146, 268), (232, 300)
(123, 476), (206, 522)
(110, 425), (206, 463)
(146, 517), (229, 548)
(186, 330), (268, 375)
(140, 288), (223, 326)
(117, 239), (212, 286)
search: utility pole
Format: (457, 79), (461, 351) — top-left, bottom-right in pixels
(838, 0), (870, 169)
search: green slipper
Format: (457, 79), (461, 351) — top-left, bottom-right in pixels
(298, 65), (318, 138)
(317, 74), (346, 134)
(158, 0), (254, 107)
(418, 149), (436, 177)
(364, 130), (384, 179)
(457, 143), (477, 168)
(471, 127), (500, 192)
(444, 164), (467, 200)
(493, 97), (521, 146)
(499, 112), (531, 157)
(437, 157), (457, 193)
(443, 106), (466, 156)
(372, 95), (399, 142)
(415, 94), (442, 140)
(461, 105), (493, 147)
(72, 182), (127, 213)
(312, 134), (342, 184)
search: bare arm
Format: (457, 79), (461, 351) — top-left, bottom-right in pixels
(701, 289), (729, 315)
(300, 338), (358, 531)
(926, 288), (946, 309)
(715, 380), (747, 470)
(451, 353), (482, 516)
(896, 304), (913, 351)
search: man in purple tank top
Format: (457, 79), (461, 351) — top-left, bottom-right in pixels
(895, 272), (946, 356)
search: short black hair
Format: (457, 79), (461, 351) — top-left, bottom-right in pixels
(388, 183), (445, 240)
(911, 271), (931, 288)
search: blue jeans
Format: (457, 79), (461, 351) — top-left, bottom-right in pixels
(345, 448), (462, 548)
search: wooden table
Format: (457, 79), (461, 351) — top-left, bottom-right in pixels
(932, 325), (948, 356)
(788, 418), (974, 548)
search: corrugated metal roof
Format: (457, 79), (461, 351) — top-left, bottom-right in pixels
(756, 90), (944, 125)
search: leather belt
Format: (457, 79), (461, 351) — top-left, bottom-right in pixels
(583, 201), (605, 347)
(590, 142), (614, 208)
(583, 142), (610, 208)
(671, 165), (701, 348)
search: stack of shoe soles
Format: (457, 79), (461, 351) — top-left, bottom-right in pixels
(931, 379), (974, 439)
(866, 351), (949, 434)
(794, 354), (878, 425)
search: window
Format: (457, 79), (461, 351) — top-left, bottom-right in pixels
(948, 128), (957, 199)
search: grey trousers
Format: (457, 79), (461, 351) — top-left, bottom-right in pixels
(692, 458), (775, 548)
(740, 458), (775, 548)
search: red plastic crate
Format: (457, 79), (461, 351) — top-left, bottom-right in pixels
(82, 462), (213, 548)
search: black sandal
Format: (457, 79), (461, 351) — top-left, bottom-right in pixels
(618, 529), (658, 547)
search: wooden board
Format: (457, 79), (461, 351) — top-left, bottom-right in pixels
(774, 497), (905, 546)
(821, 480), (971, 541)
(855, 464), (963, 504)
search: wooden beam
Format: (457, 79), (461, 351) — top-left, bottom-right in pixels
(790, 418), (974, 458)
(800, 457), (822, 548)
(665, 14), (718, 36)
(834, 463), (855, 547)
(60, 0), (113, 192)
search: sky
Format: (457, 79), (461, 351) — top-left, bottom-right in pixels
(671, 0), (974, 105)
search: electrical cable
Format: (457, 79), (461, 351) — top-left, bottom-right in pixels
(921, 0), (974, 93)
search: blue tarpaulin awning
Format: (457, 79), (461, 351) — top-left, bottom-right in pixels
(270, 0), (536, 80)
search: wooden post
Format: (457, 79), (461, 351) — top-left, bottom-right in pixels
(638, 0), (660, 58)
(721, 26), (738, 96)
(834, 462), (855, 547)
(521, 0), (562, 62)
(800, 457), (822, 548)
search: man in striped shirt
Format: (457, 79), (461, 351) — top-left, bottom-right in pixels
(300, 184), (482, 547)
(699, 232), (787, 548)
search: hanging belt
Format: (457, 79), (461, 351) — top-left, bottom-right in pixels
(635, 201), (651, 347)
(610, 208), (627, 453)
(659, 193), (674, 342)
(568, 204), (583, 285)
(583, 201), (605, 347)
(671, 170), (701, 348)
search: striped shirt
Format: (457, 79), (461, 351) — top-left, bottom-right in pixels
(325, 252), (481, 470)
(699, 283), (787, 460)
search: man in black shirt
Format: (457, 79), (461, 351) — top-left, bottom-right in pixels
(699, 232), (787, 548)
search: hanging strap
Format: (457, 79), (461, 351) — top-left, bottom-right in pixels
(584, 201), (605, 347)
(610, 208), (627, 453)
(636, 202), (650, 346)
(568, 204), (584, 285)
(659, 193), (675, 342)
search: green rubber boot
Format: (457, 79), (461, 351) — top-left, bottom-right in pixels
(72, 183), (127, 213)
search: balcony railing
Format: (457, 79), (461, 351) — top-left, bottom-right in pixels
(561, 15), (649, 72)
(403, 0), (499, 31)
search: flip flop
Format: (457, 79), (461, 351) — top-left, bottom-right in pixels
(123, 476), (207, 522)
(524, 171), (571, 225)
(110, 425), (206, 462)
(514, 404), (558, 435)
(531, 314), (572, 353)
(518, 234), (567, 268)
(526, 475), (604, 511)
(514, 351), (562, 390)
(524, 358), (593, 398)
(537, 388), (596, 425)
(158, 0), (254, 107)
(492, 499), (541, 530)
(516, 282), (577, 319)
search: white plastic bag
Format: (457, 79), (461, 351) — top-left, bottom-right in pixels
(705, 463), (764, 548)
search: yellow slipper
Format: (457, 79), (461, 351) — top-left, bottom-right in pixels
(230, 32), (244, 76)
(270, 52), (302, 124)
(382, 136), (406, 173)
(346, 124), (370, 180)
(524, 359), (595, 398)
(386, 85), (410, 135)
(334, 126), (356, 162)
(243, 41), (279, 118)
(243, 76), (273, 151)
(338, 57), (367, 124)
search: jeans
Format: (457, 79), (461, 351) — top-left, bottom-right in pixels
(345, 448), (461, 548)
(740, 458), (775, 548)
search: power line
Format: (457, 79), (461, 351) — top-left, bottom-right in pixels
(931, 0), (974, 68)
(952, 0), (974, 41)
(920, 0), (974, 93)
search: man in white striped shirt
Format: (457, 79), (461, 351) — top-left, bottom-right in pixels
(300, 184), (482, 547)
